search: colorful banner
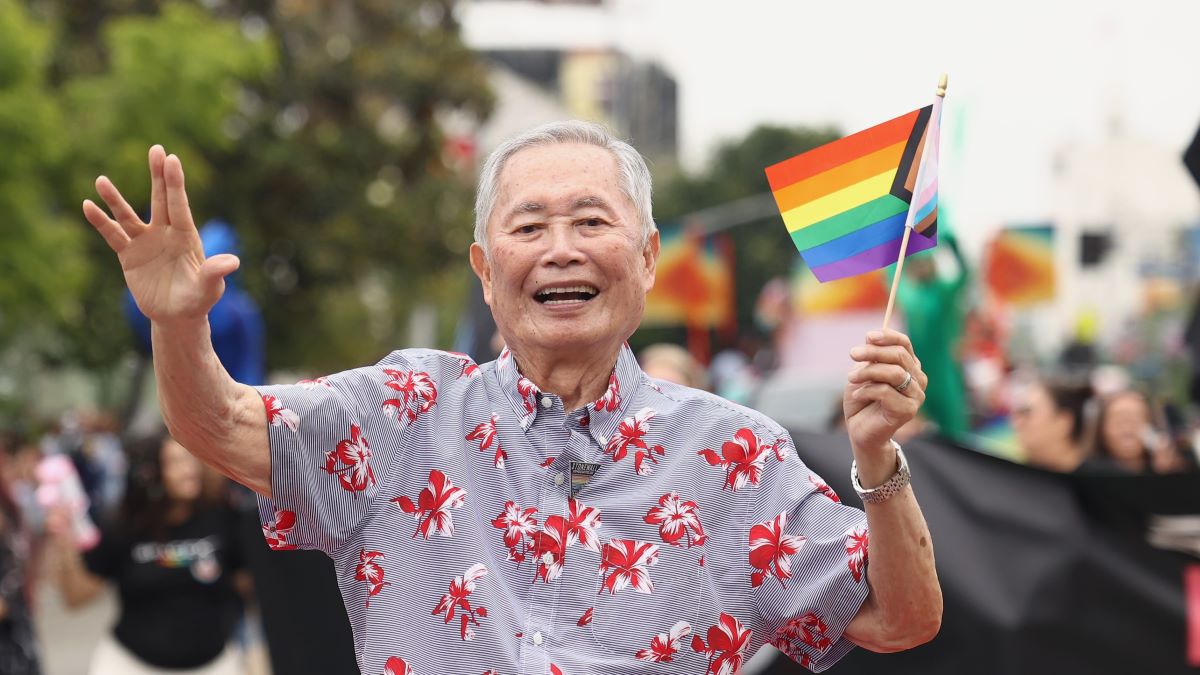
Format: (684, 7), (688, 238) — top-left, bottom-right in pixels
(792, 266), (889, 315)
(765, 105), (939, 282)
(984, 225), (1055, 306)
(643, 227), (734, 329)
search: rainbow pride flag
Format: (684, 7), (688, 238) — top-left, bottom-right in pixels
(766, 103), (941, 282)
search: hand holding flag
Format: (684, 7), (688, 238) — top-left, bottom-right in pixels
(765, 75), (946, 330)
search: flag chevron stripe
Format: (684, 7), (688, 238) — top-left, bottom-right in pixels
(912, 196), (937, 230)
(810, 226), (938, 282)
(771, 140), (908, 213)
(788, 195), (908, 250)
(781, 171), (897, 233)
(765, 108), (922, 191)
(798, 210), (909, 268)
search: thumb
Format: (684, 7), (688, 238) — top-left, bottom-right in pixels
(199, 253), (241, 284)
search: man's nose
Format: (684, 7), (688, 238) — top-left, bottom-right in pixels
(542, 224), (586, 266)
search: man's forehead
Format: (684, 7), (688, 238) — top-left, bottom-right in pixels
(494, 144), (624, 213)
(511, 195), (611, 214)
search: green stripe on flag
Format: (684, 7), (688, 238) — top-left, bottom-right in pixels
(789, 194), (909, 251)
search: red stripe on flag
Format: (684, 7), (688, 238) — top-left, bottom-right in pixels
(1188, 564), (1200, 667)
(764, 109), (922, 192)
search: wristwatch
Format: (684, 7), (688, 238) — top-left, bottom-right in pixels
(850, 440), (910, 504)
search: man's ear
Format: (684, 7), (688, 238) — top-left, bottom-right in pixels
(642, 230), (660, 293)
(469, 243), (493, 306)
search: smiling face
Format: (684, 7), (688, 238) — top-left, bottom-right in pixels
(470, 142), (659, 362)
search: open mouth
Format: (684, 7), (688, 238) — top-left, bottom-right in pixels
(534, 285), (599, 305)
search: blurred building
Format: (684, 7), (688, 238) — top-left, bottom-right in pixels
(457, 0), (678, 161)
(1044, 110), (1200, 354)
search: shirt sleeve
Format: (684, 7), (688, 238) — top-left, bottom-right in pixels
(253, 352), (420, 556)
(748, 432), (870, 672)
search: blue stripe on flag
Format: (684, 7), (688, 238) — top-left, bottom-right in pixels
(799, 210), (908, 268)
(912, 191), (937, 224)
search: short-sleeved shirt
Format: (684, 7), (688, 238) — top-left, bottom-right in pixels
(84, 508), (244, 669)
(256, 345), (869, 674)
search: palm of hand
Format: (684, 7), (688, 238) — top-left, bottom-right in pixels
(118, 223), (209, 321)
(83, 146), (237, 325)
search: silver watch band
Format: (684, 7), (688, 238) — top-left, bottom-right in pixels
(851, 440), (911, 504)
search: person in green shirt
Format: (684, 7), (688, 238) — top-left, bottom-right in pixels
(894, 229), (971, 440)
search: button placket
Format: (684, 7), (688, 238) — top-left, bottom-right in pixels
(521, 424), (569, 673)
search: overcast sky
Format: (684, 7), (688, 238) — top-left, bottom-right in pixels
(616, 0), (1200, 226)
(464, 0), (1200, 234)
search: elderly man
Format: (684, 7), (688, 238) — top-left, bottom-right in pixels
(83, 121), (940, 674)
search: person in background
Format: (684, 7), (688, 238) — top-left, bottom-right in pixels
(1088, 389), (1193, 474)
(48, 432), (246, 675)
(639, 343), (709, 390)
(895, 230), (971, 440)
(1011, 374), (1094, 472)
(0, 433), (42, 675)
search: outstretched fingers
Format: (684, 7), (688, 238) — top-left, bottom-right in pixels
(82, 199), (130, 253)
(149, 145), (169, 227)
(94, 176), (147, 239)
(163, 154), (198, 232)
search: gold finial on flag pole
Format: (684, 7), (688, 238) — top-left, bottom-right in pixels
(936, 73), (948, 98)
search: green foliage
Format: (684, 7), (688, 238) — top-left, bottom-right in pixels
(642, 125), (840, 351)
(203, 0), (494, 372)
(0, 0), (82, 350)
(1, 0), (493, 396)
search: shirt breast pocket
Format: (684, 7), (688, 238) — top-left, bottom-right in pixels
(588, 538), (704, 660)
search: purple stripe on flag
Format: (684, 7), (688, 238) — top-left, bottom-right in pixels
(810, 229), (938, 282)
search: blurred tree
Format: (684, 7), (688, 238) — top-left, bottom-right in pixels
(201, 0), (495, 373)
(0, 0), (82, 355)
(48, 2), (276, 375)
(641, 125), (840, 353)
(3, 0), (492, 407)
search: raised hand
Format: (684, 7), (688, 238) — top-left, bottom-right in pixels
(843, 329), (928, 455)
(82, 146), (240, 325)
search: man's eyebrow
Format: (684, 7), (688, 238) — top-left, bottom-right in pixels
(510, 201), (544, 216)
(574, 196), (609, 210)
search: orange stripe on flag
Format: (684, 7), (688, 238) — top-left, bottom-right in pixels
(771, 141), (907, 213)
(765, 109), (922, 192)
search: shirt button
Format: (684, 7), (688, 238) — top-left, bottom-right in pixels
(541, 396), (552, 409)
(598, 436), (607, 445)
(553, 472), (565, 486)
(541, 552), (553, 565)
(532, 631), (544, 646)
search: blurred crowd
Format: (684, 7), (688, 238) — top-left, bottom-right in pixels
(0, 417), (255, 675)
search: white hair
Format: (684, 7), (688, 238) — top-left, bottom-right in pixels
(473, 120), (656, 257)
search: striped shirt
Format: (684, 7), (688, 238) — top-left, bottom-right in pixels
(256, 344), (869, 675)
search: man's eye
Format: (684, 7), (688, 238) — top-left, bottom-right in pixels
(580, 218), (603, 227)
(517, 224), (539, 234)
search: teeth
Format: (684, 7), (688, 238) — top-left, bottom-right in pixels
(544, 299), (584, 305)
(539, 285), (598, 296)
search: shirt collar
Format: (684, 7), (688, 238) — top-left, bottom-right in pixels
(492, 343), (642, 437)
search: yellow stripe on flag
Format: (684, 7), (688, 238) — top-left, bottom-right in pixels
(781, 170), (897, 233)
(771, 141), (907, 213)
